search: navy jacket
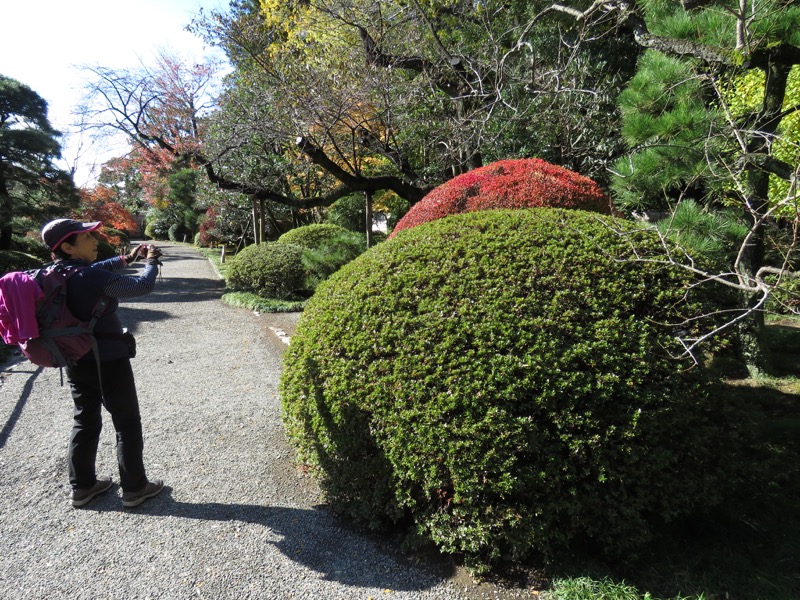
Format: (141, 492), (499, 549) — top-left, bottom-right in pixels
(60, 257), (158, 362)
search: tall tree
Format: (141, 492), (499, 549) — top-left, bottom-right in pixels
(79, 52), (223, 237)
(0, 75), (78, 250)
(79, 52), (221, 199)
(550, 0), (800, 370)
(192, 0), (636, 202)
(82, 2), (635, 238)
(97, 155), (147, 215)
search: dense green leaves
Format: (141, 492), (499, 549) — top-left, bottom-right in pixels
(612, 51), (714, 212)
(0, 75), (78, 250)
(278, 223), (368, 291)
(280, 208), (747, 572)
(610, 1), (800, 216)
(227, 241), (306, 299)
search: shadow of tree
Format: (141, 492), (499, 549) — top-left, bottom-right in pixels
(122, 275), (226, 305)
(542, 377), (800, 600)
(88, 491), (453, 591)
(765, 323), (800, 378)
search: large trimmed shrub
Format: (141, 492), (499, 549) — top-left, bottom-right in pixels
(390, 158), (610, 237)
(227, 242), (306, 300)
(280, 208), (747, 572)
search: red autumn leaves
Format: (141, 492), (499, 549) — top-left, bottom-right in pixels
(391, 158), (610, 238)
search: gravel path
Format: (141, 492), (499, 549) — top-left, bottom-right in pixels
(0, 243), (500, 600)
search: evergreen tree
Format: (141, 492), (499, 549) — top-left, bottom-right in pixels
(553, 0), (800, 372)
(0, 75), (78, 249)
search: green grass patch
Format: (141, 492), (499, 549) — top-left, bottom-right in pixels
(543, 576), (690, 600)
(221, 291), (306, 313)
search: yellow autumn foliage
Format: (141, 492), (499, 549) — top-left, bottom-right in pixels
(722, 65), (800, 212)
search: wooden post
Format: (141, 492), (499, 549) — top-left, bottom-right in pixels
(365, 190), (373, 248)
(251, 195), (262, 245)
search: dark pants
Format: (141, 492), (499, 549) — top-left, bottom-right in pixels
(66, 358), (148, 492)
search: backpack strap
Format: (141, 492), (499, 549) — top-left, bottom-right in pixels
(44, 263), (113, 398)
(87, 296), (110, 398)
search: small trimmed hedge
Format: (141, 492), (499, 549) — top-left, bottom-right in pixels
(277, 224), (369, 292)
(227, 242), (306, 300)
(280, 208), (747, 572)
(390, 158), (610, 237)
(277, 223), (351, 250)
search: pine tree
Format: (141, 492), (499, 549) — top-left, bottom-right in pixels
(554, 0), (800, 372)
(0, 75), (77, 250)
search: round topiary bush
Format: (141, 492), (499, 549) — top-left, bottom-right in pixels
(168, 223), (191, 243)
(280, 208), (746, 572)
(390, 158), (610, 238)
(144, 220), (170, 241)
(227, 242), (306, 300)
(277, 223), (351, 250)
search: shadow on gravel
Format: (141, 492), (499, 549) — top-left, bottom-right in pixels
(99, 490), (452, 592)
(115, 307), (177, 333)
(0, 365), (43, 450)
(125, 276), (226, 305)
(115, 275), (227, 331)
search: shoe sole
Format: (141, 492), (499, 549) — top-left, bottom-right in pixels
(71, 479), (113, 508)
(122, 482), (165, 508)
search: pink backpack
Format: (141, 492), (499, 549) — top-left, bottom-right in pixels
(10, 264), (107, 368)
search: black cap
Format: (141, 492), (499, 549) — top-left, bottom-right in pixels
(41, 219), (102, 251)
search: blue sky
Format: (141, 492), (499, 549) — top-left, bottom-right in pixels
(0, 0), (227, 186)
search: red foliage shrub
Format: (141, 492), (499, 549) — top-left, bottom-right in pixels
(390, 158), (610, 238)
(198, 207), (218, 247)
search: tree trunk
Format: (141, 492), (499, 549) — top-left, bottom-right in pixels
(263, 202), (283, 238)
(737, 170), (772, 375)
(737, 290), (770, 376)
(0, 175), (12, 251)
(259, 197), (266, 243)
(251, 195), (263, 244)
(735, 59), (792, 374)
(365, 190), (373, 248)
